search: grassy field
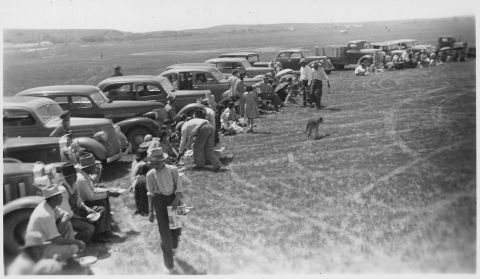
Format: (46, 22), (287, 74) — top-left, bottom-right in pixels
(83, 61), (475, 274)
(3, 17), (476, 274)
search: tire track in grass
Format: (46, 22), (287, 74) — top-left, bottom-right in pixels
(352, 139), (470, 202)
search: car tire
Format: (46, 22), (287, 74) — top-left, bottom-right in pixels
(127, 127), (151, 152)
(4, 209), (34, 255)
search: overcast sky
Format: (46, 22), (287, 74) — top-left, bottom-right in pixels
(1, 0), (477, 32)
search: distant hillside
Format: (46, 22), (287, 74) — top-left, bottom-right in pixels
(4, 16), (474, 45)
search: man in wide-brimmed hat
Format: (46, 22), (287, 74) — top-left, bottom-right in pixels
(310, 61), (331, 109)
(299, 58), (313, 107)
(24, 184), (85, 263)
(76, 153), (120, 238)
(146, 147), (185, 274)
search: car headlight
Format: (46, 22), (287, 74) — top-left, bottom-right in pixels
(93, 131), (108, 142)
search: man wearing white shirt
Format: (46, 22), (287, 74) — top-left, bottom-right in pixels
(299, 58), (313, 107)
(310, 61), (331, 109)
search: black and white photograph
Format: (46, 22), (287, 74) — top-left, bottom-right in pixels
(1, 0), (477, 276)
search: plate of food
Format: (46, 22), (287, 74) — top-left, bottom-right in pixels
(78, 256), (98, 266)
(86, 212), (101, 222)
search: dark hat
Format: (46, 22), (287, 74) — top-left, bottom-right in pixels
(114, 65), (121, 69)
(59, 110), (70, 119)
(60, 163), (76, 177)
(79, 153), (96, 169)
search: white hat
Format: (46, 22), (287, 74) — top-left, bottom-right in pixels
(149, 147), (169, 161)
(41, 184), (62, 199)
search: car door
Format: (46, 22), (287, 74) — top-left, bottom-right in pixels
(102, 83), (134, 101)
(134, 83), (168, 104)
(192, 71), (227, 99)
(275, 52), (291, 68)
(3, 108), (49, 137)
(70, 96), (103, 118)
(288, 52), (303, 70)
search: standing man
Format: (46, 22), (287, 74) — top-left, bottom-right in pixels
(310, 61), (331, 109)
(111, 65), (123, 77)
(299, 59), (313, 107)
(228, 69), (239, 98)
(177, 110), (223, 171)
(146, 147), (184, 274)
(24, 184), (85, 261)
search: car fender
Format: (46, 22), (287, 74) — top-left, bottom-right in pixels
(176, 103), (207, 119)
(3, 196), (43, 217)
(357, 55), (373, 65)
(116, 117), (159, 136)
(73, 137), (108, 161)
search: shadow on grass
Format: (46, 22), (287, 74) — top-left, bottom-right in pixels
(101, 161), (132, 182)
(314, 133), (331, 140)
(175, 258), (207, 275)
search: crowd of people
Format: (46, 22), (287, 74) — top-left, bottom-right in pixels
(355, 47), (468, 75)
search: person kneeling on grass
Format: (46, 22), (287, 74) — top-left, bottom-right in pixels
(147, 147), (185, 274)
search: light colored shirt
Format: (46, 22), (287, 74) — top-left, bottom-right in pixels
(220, 107), (238, 129)
(76, 170), (108, 201)
(204, 107), (216, 129)
(58, 180), (85, 216)
(165, 103), (176, 121)
(300, 65), (313, 83)
(178, 118), (209, 153)
(228, 76), (238, 97)
(25, 201), (63, 246)
(146, 165), (183, 196)
(311, 68), (329, 81)
(354, 65), (367, 75)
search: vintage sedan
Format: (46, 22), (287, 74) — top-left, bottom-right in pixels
(97, 75), (211, 111)
(218, 52), (270, 67)
(272, 49), (335, 72)
(16, 85), (167, 150)
(204, 57), (274, 77)
(4, 97), (128, 162)
(159, 65), (262, 101)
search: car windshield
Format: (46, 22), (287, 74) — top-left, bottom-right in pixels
(90, 89), (109, 105)
(159, 78), (175, 94)
(207, 68), (225, 80)
(36, 103), (64, 124)
(241, 60), (252, 68)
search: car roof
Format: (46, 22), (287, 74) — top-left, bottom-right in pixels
(17, 85), (99, 97)
(205, 57), (248, 63)
(219, 52), (259, 56)
(4, 96), (58, 109)
(165, 63), (215, 69)
(277, 49), (306, 53)
(348, 40), (369, 44)
(391, 39), (417, 44)
(98, 75), (166, 87)
(162, 66), (219, 74)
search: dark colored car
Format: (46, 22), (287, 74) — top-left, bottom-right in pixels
(3, 97), (127, 163)
(3, 161), (63, 254)
(97, 75), (210, 111)
(204, 57), (274, 78)
(160, 65), (262, 101)
(16, 85), (167, 150)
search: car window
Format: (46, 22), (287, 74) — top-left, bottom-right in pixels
(52, 96), (69, 110)
(3, 109), (36, 126)
(178, 72), (193, 90)
(278, 52), (289, 59)
(103, 84), (132, 99)
(36, 103), (64, 124)
(290, 53), (302, 59)
(71, 96), (93, 109)
(89, 90), (108, 105)
(349, 43), (358, 49)
(208, 68), (225, 81)
(241, 60), (251, 68)
(135, 83), (164, 97)
(194, 73), (208, 84)
(248, 55), (259, 63)
(164, 74), (178, 90)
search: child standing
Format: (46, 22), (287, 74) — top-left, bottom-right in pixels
(243, 85), (259, 133)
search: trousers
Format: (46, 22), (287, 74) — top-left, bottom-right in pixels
(152, 194), (181, 269)
(193, 123), (222, 168)
(310, 80), (323, 108)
